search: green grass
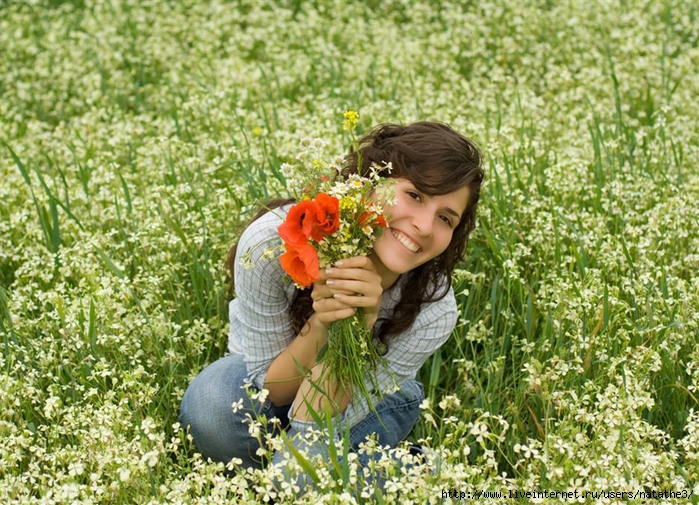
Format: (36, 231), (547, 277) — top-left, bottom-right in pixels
(1, 0), (698, 502)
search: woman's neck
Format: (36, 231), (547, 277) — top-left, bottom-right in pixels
(370, 253), (400, 291)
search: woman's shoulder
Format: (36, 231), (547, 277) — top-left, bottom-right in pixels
(232, 204), (297, 295)
(237, 205), (292, 250)
(244, 204), (291, 233)
(422, 282), (456, 316)
(409, 277), (457, 333)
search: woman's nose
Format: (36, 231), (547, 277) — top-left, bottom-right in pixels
(412, 212), (433, 236)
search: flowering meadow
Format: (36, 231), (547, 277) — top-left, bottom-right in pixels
(1, 0), (698, 503)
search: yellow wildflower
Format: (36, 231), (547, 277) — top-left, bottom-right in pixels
(342, 110), (359, 131)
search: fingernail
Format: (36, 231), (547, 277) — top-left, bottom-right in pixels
(334, 260), (343, 267)
(326, 279), (334, 285)
(325, 268), (333, 275)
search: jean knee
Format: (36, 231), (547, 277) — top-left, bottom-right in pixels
(349, 379), (425, 449)
(179, 375), (218, 437)
(178, 355), (261, 465)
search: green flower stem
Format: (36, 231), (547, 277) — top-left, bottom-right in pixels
(318, 310), (388, 415)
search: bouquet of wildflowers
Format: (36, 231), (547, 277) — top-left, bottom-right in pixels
(276, 111), (392, 412)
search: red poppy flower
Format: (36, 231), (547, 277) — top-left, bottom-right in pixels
(311, 193), (340, 240)
(278, 200), (320, 245)
(279, 242), (320, 287)
(278, 194), (340, 245)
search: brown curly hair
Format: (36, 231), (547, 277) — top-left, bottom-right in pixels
(227, 121), (483, 348)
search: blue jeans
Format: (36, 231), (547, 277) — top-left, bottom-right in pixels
(179, 354), (424, 470)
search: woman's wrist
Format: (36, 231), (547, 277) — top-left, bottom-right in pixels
(362, 308), (378, 329)
(305, 313), (329, 347)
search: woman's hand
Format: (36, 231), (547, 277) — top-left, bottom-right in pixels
(310, 256), (384, 329)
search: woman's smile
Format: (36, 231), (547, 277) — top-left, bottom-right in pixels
(390, 228), (422, 253)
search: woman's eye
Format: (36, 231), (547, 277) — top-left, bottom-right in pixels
(407, 191), (421, 201)
(440, 215), (453, 227)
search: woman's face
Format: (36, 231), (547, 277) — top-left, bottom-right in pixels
(372, 178), (470, 287)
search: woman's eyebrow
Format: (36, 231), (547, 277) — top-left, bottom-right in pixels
(443, 207), (462, 220)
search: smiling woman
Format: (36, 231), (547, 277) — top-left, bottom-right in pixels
(372, 179), (472, 286)
(178, 121), (484, 487)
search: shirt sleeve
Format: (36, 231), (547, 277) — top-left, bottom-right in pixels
(229, 209), (296, 389)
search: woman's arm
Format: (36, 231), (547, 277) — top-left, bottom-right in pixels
(231, 211), (298, 391)
(263, 313), (328, 406)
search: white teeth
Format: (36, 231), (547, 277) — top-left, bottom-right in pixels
(391, 229), (420, 252)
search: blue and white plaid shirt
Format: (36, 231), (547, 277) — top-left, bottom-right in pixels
(228, 205), (457, 425)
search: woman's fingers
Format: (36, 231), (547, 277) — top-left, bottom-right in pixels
(325, 257), (381, 290)
(310, 255), (383, 326)
(311, 295), (356, 325)
(325, 273), (382, 301)
(329, 256), (374, 269)
(325, 257), (378, 280)
(311, 275), (352, 302)
(330, 287), (376, 304)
